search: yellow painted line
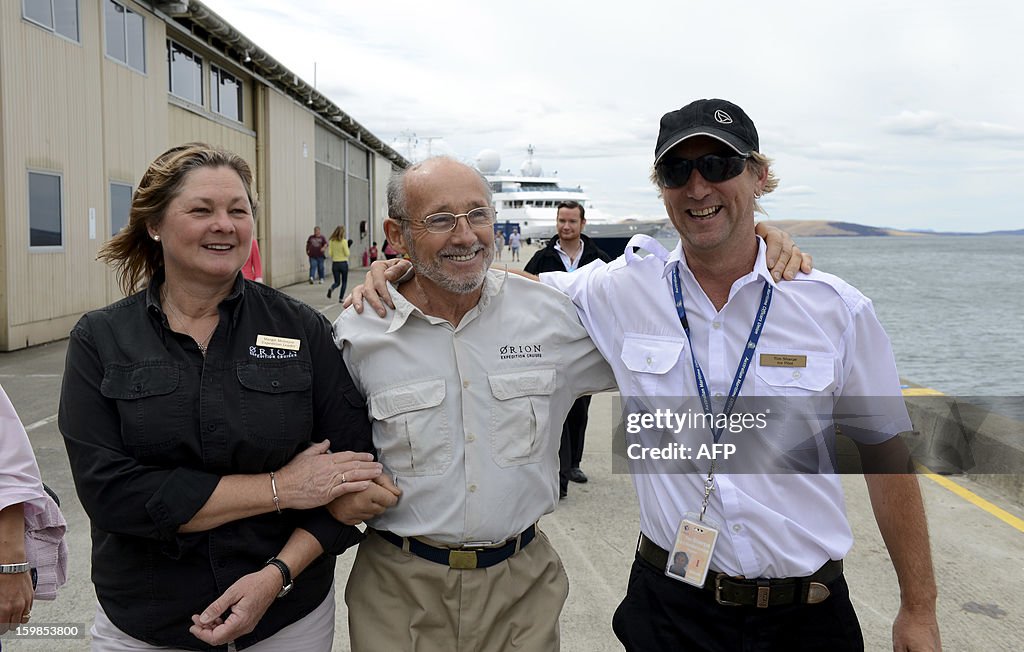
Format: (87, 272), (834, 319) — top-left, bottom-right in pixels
(916, 465), (1024, 533)
(901, 387), (945, 397)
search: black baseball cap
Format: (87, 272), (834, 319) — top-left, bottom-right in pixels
(654, 99), (759, 165)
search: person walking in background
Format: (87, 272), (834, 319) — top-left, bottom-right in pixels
(524, 200), (612, 498)
(494, 229), (504, 260)
(241, 237), (263, 283)
(508, 229), (522, 262)
(0, 384), (68, 640)
(368, 241), (379, 263)
(59, 143), (396, 650)
(326, 226), (351, 302)
(306, 226), (328, 284)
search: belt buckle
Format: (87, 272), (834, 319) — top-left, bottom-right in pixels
(448, 540), (495, 570)
(713, 575), (743, 607)
(806, 581), (831, 604)
(449, 550), (478, 569)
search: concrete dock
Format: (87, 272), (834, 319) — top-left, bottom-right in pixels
(3, 250), (1023, 651)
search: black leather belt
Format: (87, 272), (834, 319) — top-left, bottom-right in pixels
(374, 525), (536, 570)
(637, 533), (842, 607)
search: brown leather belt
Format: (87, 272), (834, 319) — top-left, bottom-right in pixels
(637, 533), (842, 608)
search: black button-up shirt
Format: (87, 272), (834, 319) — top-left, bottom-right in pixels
(59, 274), (372, 650)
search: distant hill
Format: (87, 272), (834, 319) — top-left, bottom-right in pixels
(762, 221), (1023, 237)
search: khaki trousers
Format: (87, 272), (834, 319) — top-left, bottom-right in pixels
(346, 528), (569, 652)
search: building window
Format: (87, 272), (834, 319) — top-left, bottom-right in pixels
(211, 65), (242, 121)
(23, 0), (80, 42)
(104, 0), (145, 73)
(167, 40), (203, 105)
(110, 182), (132, 236)
(28, 171), (63, 248)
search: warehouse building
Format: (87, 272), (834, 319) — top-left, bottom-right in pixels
(0, 0), (407, 350)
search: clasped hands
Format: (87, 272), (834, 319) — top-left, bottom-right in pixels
(273, 440), (401, 523)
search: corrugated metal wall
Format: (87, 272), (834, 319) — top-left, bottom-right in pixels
(0, 0), (395, 349)
(262, 87), (315, 287)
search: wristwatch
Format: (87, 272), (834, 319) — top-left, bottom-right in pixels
(264, 557), (293, 598)
(0, 562), (30, 574)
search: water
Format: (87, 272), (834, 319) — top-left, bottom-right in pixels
(658, 235), (1024, 398)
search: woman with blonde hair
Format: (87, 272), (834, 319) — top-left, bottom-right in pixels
(326, 226), (350, 302)
(60, 143), (398, 651)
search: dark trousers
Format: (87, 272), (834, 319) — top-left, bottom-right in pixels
(612, 555), (864, 652)
(558, 395), (591, 492)
(329, 261), (349, 298)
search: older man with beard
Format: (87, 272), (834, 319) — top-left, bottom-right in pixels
(333, 157), (617, 651)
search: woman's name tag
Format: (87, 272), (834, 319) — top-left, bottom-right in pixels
(665, 517), (719, 587)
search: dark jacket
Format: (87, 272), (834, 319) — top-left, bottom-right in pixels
(524, 233), (613, 275)
(59, 273), (371, 650)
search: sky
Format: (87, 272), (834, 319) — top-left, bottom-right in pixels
(201, 0), (1023, 233)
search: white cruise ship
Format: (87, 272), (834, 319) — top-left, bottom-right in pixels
(474, 147), (664, 250)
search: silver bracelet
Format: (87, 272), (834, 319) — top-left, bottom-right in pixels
(270, 471), (282, 514)
(0, 562), (30, 574)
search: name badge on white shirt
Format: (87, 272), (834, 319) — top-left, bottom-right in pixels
(665, 516), (719, 587)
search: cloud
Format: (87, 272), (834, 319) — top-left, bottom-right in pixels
(881, 110), (1024, 143)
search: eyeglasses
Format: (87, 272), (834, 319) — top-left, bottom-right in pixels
(405, 206), (497, 233)
(655, 154), (749, 188)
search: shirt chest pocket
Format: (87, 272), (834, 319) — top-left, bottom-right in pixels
(236, 361), (314, 446)
(369, 378), (450, 477)
(488, 368), (556, 467)
(754, 351), (837, 396)
(101, 362), (185, 458)
(620, 334), (686, 398)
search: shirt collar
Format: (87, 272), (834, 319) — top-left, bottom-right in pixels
(661, 236), (779, 291)
(385, 268), (507, 333)
(145, 269), (248, 326)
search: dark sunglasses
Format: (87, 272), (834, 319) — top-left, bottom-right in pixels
(656, 154), (749, 188)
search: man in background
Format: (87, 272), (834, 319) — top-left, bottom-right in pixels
(305, 226), (327, 284)
(525, 200), (612, 497)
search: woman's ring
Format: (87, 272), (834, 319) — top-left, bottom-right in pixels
(21, 613), (31, 622)
(341, 474), (347, 484)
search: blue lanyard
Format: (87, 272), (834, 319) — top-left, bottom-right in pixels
(670, 266), (772, 443)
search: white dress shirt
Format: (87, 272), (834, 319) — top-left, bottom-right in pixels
(334, 269), (615, 545)
(541, 235), (911, 578)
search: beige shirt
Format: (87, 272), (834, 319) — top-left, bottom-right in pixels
(334, 269), (615, 544)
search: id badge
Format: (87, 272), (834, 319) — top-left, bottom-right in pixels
(665, 516), (719, 587)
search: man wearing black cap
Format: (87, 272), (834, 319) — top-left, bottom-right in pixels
(537, 99), (941, 651)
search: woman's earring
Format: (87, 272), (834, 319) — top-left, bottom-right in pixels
(152, 234), (161, 242)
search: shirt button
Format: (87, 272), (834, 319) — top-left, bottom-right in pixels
(792, 371), (801, 379)
(712, 322), (722, 330)
(732, 524), (742, 532)
(132, 383), (142, 393)
(646, 356), (653, 366)
(467, 434), (476, 443)
(207, 424), (216, 432)
(463, 380), (470, 388)
(714, 392), (724, 398)
(271, 380), (280, 388)
(468, 484), (477, 493)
